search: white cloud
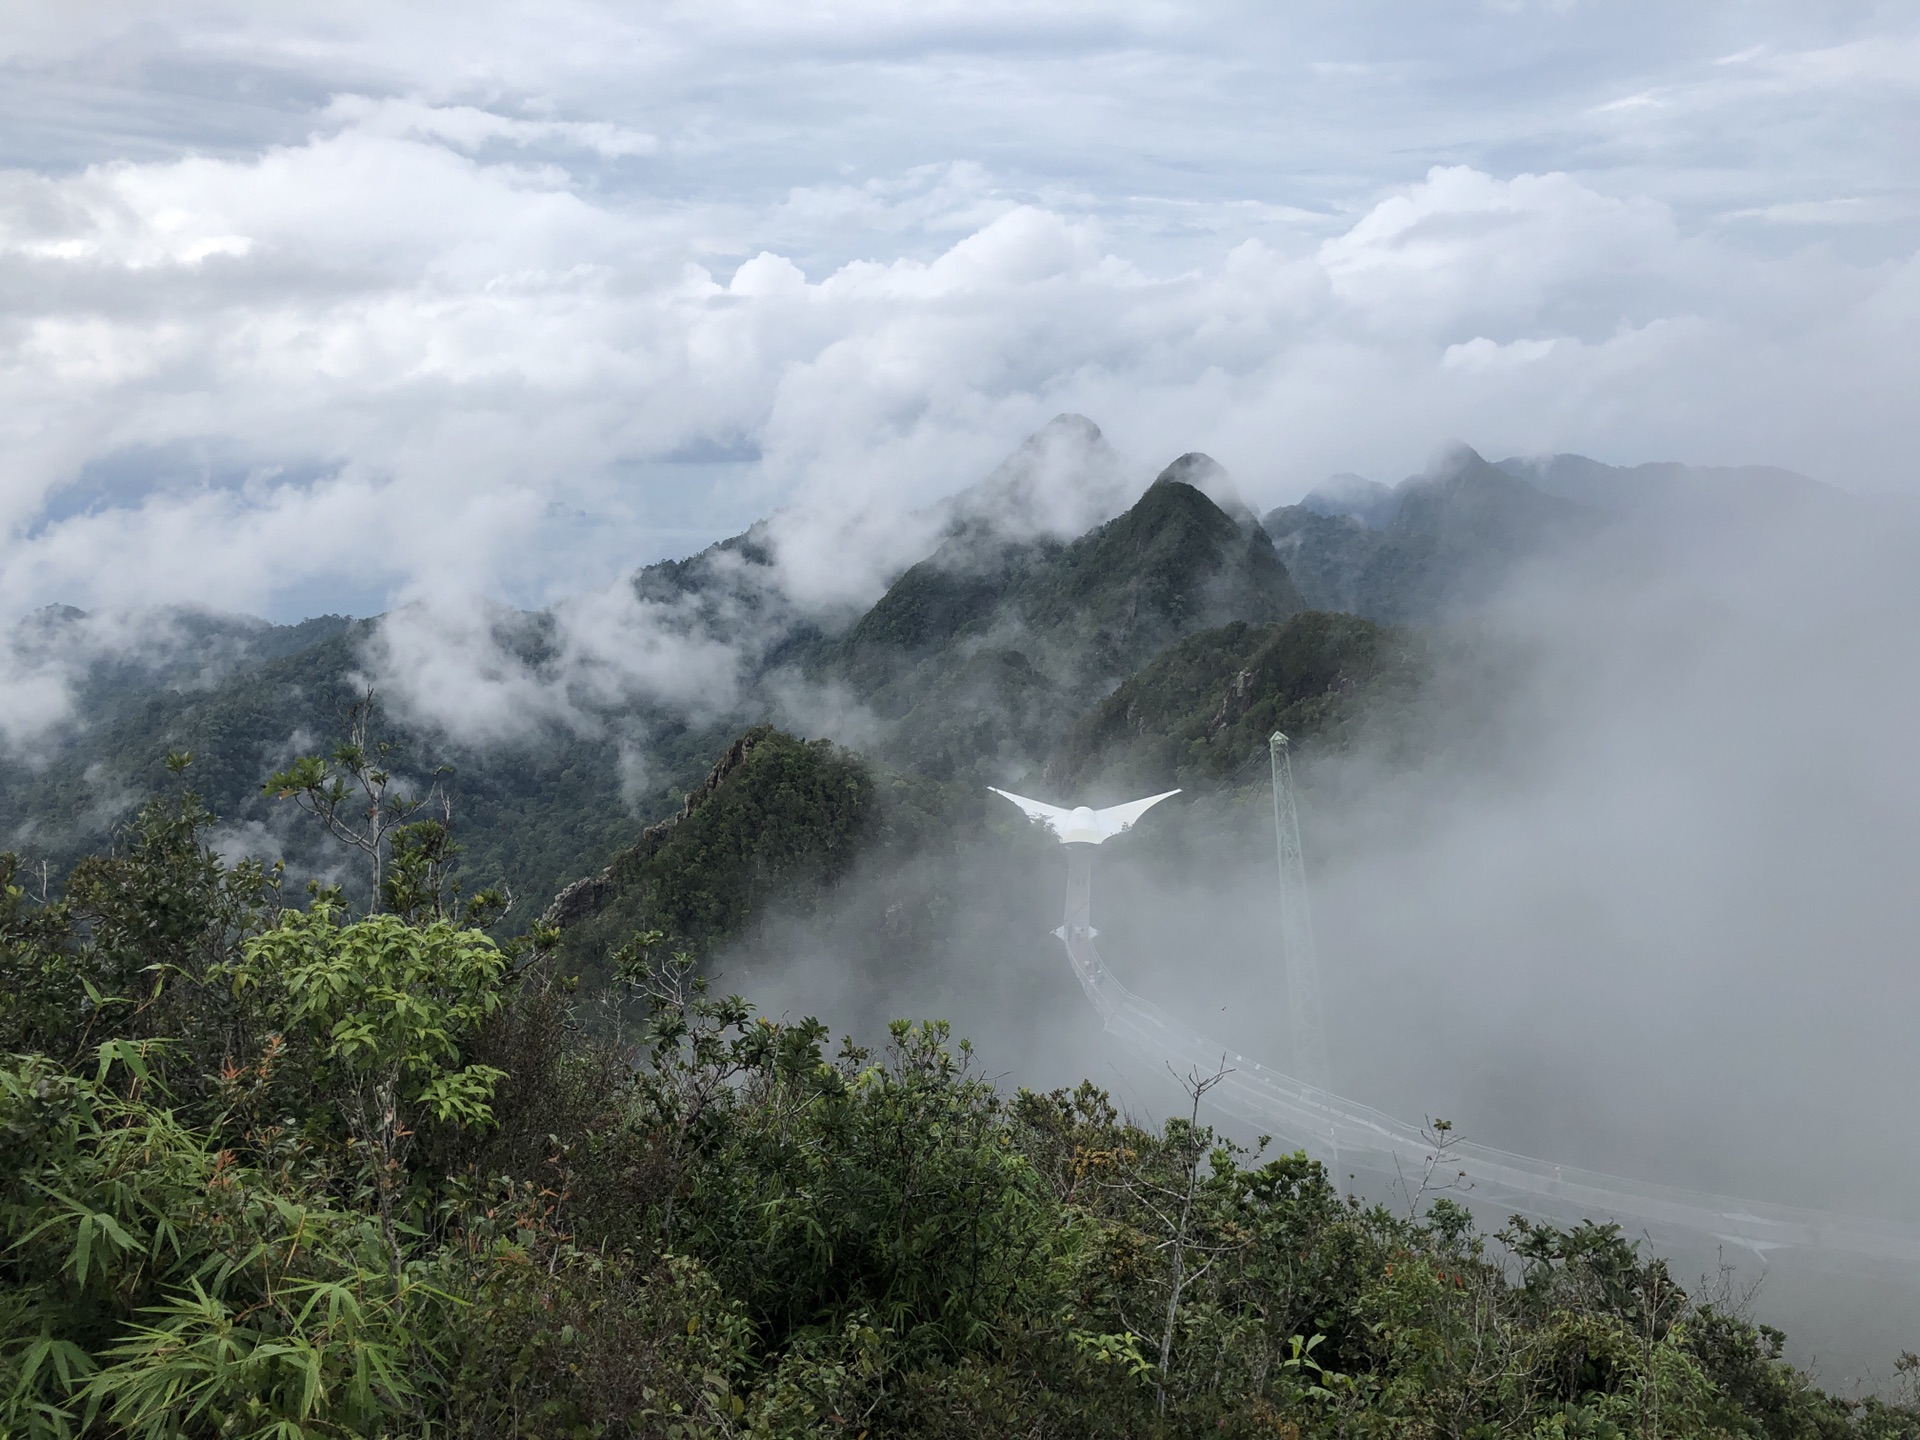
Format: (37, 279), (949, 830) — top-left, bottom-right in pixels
(0, 3), (1915, 746)
(3, 125), (1916, 645)
(1441, 336), (1559, 372)
(324, 96), (658, 158)
(1722, 197), (1883, 225)
(1318, 167), (1683, 331)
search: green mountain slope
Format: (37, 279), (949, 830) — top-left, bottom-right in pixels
(844, 461), (1307, 783)
(876, 646), (1065, 784)
(1050, 610), (1425, 793)
(547, 726), (880, 972)
(0, 617), (743, 923)
(1023, 463), (1305, 671)
(836, 530), (1055, 700)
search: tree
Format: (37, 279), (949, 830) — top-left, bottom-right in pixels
(2, 761), (283, 1066)
(264, 691), (512, 926)
(235, 905), (508, 1276)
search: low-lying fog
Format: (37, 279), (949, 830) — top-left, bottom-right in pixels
(722, 482), (1920, 1388)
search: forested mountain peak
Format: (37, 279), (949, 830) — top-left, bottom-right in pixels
(1148, 450), (1258, 525)
(1032, 472), (1301, 638)
(839, 467), (1307, 748)
(1, 423), (1861, 942)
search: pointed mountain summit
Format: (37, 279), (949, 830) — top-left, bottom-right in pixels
(844, 448), (1301, 692)
(1151, 451), (1258, 526)
(1025, 460), (1302, 662)
(837, 455), (1305, 779)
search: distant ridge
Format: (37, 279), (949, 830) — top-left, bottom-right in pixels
(2, 421), (1875, 922)
(1263, 445), (1591, 622)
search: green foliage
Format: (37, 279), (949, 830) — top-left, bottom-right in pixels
(1052, 610), (1427, 791)
(4, 721), (1918, 1438)
(1, 1046), (437, 1439)
(554, 727), (877, 977)
(235, 904), (510, 1271)
(1, 777), (284, 1067)
(237, 905), (509, 1128)
(605, 942), (1049, 1362)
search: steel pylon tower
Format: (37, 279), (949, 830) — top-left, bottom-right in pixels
(1270, 732), (1330, 1095)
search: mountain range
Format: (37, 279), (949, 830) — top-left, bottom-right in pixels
(0, 416), (1851, 966)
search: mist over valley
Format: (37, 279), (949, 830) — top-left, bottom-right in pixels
(10, 418), (1920, 1388)
(7, 7), (1920, 1431)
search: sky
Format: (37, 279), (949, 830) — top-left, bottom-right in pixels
(1, 1), (1916, 624)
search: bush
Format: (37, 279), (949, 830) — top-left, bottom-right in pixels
(4, 786), (1918, 1439)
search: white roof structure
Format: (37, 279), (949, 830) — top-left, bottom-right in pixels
(989, 787), (1180, 844)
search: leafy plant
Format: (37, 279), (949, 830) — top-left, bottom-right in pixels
(234, 905), (508, 1271)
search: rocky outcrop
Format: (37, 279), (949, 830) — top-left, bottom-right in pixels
(539, 727), (768, 931)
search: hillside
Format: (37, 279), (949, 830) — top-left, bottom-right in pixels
(1263, 445), (1595, 622)
(3, 426), (1310, 901)
(6, 604), (356, 716)
(546, 727), (880, 975)
(0, 614), (746, 922)
(1049, 611), (1426, 793)
(843, 459), (1305, 782)
(5, 782), (1916, 1438)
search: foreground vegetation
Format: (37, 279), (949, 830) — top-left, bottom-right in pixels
(5, 775), (1917, 1439)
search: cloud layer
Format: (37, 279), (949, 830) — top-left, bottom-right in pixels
(1, 1), (1916, 637)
